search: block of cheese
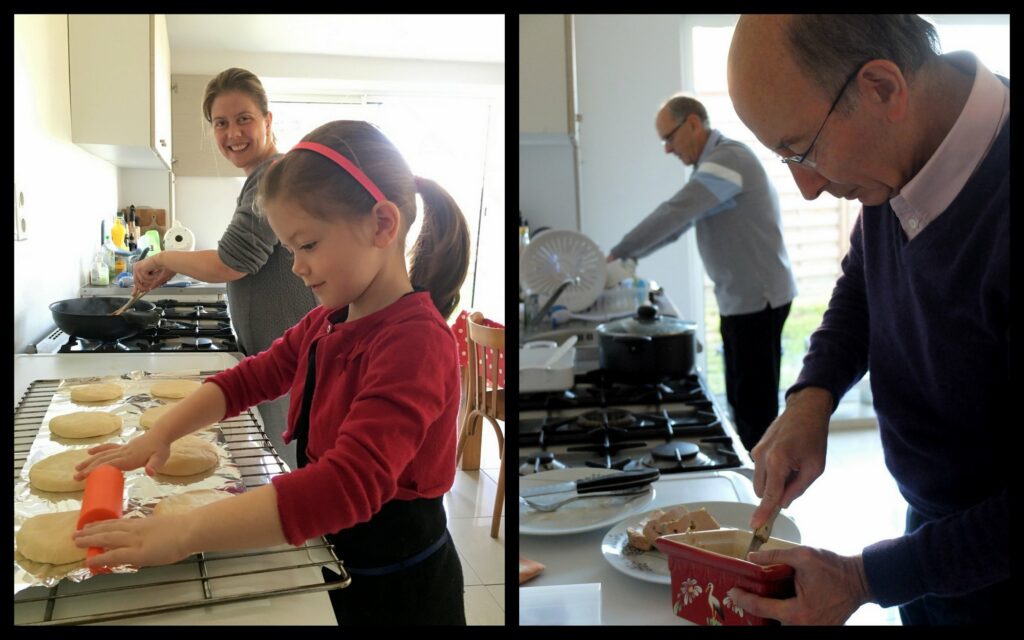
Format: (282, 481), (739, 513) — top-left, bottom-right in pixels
(655, 507), (721, 535)
(627, 509), (666, 551)
(626, 505), (722, 551)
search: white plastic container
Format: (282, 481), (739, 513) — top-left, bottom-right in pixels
(520, 583), (601, 625)
(520, 341), (575, 393)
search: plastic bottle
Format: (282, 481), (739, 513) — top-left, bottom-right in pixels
(90, 250), (109, 286)
(111, 215), (127, 274)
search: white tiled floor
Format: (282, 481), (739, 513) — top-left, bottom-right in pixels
(444, 420), (505, 625)
(781, 425), (908, 625)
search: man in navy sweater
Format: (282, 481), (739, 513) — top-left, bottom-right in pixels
(723, 15), (1008, 625)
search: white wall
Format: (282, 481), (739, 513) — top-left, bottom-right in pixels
(574, 15), (705, 330)
(119, 169), (171, 213)
(518, 134), (578, 233)
(519, 14), (570, 134)
(14, 15), (120, 352)
(173, 176), (247, 251)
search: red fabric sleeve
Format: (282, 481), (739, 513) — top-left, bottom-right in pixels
(270, 318), (459, 545)
(205, 307), (324, 419)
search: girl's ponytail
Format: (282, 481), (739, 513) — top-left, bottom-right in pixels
(409, 176), (470, 320)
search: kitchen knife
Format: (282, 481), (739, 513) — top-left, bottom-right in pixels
(520, 468), (660, 498)
(745, 504), (782, 556)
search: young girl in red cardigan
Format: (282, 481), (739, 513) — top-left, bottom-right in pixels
(75, 120), (472, 625)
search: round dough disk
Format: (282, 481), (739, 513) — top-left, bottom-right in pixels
(139, 404), (176, 429)
(150, 380), (201, 399)
(157, 435), (219, 476)
(70, 383), (123, 403)
(154, 489), (232, 516)
(29, 449), (92, 492)
(49, 412), (123, 438)
(16, 511), (89, 565)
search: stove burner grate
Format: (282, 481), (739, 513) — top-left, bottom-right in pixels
(576, 409), (637, 429)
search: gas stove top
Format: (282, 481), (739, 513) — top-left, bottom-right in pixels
(54, 299), (239, 353)
(519, 370), (749, 476)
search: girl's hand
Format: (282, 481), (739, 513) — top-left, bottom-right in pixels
(73, 431), (172, 481)
(73, 514), (193, 569)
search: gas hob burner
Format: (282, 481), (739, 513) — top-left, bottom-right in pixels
(158, 337), (230, 351)
(651, 442), (700, 460)
(519, 452), (568, 476)
(577, 409), (637, 429)
(636, 441), (715, 472)
(584, 455), (636, 470)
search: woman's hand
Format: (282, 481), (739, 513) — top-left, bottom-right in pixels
(132, 254), (175, 291)
(73, 514), (194, 570)
(73, 431), (172, 481)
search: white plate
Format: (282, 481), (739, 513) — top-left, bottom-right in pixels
(519, 230), (606, 312)
(519, 469), (656, 536)
(600, 501), (801, 585)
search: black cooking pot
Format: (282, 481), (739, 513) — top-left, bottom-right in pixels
(49, 297), (161, 342)
(595, 305), (701, 382)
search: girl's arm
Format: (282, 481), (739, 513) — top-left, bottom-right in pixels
(74, 381), (231, 479)
(74, 484), (287, 569)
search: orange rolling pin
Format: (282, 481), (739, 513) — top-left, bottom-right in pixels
(76, 464), (124, 575)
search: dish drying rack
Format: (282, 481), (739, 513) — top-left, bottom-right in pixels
(14, 376), (351, 625)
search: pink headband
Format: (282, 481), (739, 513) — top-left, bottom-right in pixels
(291, 141), (387, 204)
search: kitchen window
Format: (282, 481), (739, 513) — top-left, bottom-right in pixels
(268, 91), (505, 323)
(685, 15), (1009, 402)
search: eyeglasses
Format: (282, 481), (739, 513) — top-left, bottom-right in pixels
(660, 119), (686, 146)
(779, 64), (864, 169)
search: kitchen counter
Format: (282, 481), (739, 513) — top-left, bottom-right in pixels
(81, 278), (227, 299)
(520, 468), (761, 622)
(519, 470), (758, 625)
(14, 352), (337, 625)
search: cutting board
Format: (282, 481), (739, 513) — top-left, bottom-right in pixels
(127, 208), (168, 241)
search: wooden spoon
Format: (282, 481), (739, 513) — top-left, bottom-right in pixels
(110, 288), (147, 316)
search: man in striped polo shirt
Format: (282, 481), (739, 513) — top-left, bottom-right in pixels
(608, 95), (798, 453)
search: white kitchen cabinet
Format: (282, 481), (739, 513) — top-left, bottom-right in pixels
(519, 14), (573, 134)
(68, 14), (173, 171)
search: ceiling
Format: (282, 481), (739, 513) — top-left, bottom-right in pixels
(166, 14), (505, 64)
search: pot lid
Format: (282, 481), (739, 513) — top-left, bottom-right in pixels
(597, 305), (697, 337)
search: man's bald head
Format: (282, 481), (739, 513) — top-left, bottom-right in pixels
(727, 15), (811, 150)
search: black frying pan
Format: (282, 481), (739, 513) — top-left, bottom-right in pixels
(50, 297), (162, 341)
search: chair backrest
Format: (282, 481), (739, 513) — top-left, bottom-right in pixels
(467, 312), (504, 417)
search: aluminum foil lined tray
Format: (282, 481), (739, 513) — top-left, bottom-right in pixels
(14, 371), (245, 594)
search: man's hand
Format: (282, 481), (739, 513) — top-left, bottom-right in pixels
(606, 254), (617, 263)
(727, 547), (873, 625)
(748, 387), (832, 530)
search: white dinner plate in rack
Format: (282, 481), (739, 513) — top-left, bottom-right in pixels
(519, 230), (607, 312)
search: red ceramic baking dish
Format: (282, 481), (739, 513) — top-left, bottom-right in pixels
(654, 528), (798, 626)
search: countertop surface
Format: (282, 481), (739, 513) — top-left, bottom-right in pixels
(14, 352), (337, 626)
(519, 470), (761, 625)
(81, 277), (227, 298)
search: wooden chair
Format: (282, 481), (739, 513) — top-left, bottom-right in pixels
(456, 311), (505, 538)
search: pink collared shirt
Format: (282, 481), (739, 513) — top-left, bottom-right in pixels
(890, 52), (1010, 241)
